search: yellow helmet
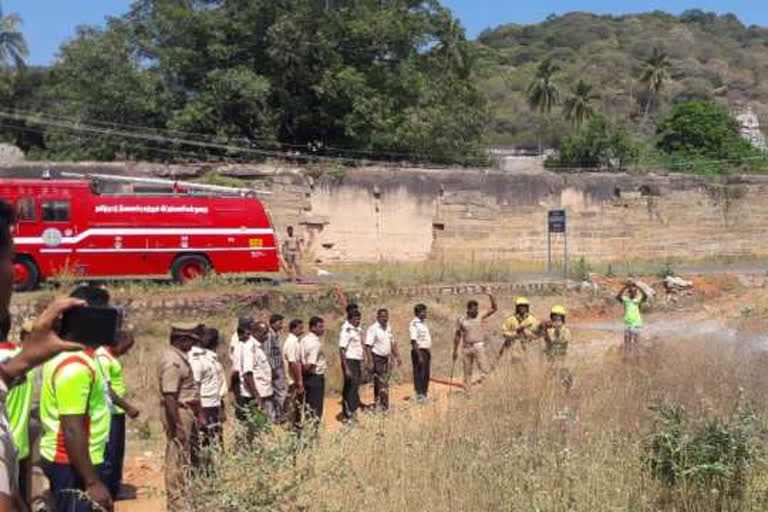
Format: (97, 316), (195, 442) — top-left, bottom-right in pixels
(516, 297), (530, 306)
(550, 305), (567, 316)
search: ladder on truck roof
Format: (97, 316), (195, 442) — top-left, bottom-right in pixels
(59, 172), (271, 197)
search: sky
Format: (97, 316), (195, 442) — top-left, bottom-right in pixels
(7, 0), (768, 66)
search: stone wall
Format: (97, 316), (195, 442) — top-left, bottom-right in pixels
(2, 162), (768, 265)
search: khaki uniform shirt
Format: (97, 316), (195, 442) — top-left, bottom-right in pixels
(158, 346), (198, 405)
(283, 236), (300, 255)
(457, 315), (485, 346)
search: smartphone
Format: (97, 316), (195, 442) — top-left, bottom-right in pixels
(60, 306), (123, 348)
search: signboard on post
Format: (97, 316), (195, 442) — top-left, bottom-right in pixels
(547, 209), (568, 277)
(548, 210), (567, 233)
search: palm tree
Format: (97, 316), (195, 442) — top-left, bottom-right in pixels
(527, 57), (561, 115)
(640, 47), (670, 120)
(435, 16), (471, 78)
(0, 6), (28, 69)
(527, 57), (560, 153)
(563, 80), (599, 127)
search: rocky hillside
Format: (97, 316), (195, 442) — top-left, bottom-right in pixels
(474, 10), (768, 148)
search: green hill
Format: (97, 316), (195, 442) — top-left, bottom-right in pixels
(473, 10), (768, 149)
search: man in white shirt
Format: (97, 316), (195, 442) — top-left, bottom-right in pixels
(241, 322), (276, 423)
(189, 328), (227, 449)
(339, 310), (364, 421)
(299, 317), (327, 424)
(365, 309), (402, 411)
(409, 304), (432, 400)
(282, 319), (304, 428)
(229, 316), (251, 402)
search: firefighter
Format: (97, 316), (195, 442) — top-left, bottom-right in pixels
(539, 305), (573, 391)
(498, 297), (540, 361)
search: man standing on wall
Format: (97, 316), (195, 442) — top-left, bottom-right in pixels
(409, 304), (432, 401)
(455, 294), (498, 391)
(282, 226), (302, 282)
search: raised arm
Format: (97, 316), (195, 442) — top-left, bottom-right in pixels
(482, 294), (498, 320)
(616, 286), (628, 304)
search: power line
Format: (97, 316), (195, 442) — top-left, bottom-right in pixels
(1, 106), (491, 164)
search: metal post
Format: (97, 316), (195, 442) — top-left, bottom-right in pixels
(547, 229), (551, 274)
(563, 210), (569, 279)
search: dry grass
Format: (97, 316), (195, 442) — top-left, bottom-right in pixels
(299, 330), (768, 511)
(179, 316), (768, 511)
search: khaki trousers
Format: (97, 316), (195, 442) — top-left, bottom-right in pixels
(164, 408), (197, 512)
(462, 342), (491, 389)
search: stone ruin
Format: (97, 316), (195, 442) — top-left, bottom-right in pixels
(735, 105), (767, 152)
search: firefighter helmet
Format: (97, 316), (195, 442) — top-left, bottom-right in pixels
(550, 305), (567, 317)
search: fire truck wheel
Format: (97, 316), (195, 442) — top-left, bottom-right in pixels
(13, 257), (40, 292)
(171, 254), (212, 283)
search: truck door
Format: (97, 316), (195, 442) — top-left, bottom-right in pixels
(38, 198), (79, 277)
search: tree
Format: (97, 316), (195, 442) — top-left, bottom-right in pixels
(640, 47), (670, 120)
(546, 115), (639, 170)
(527, 57), (560, 115)
(563, 79), (598, 127)
(656, 101), (760, 171)
(42, 23), (173, 160)
(61, 0), (487, 164)
(0, 6), (28, 68)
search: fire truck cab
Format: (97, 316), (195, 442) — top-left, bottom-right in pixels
(1, 174), (279, 290)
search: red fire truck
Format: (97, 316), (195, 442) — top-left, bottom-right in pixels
(1, 172), (280, 290)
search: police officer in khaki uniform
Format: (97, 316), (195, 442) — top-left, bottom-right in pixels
(158, 323), (202, 512)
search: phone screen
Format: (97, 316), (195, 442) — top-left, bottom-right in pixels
(60, 306), (122, 348)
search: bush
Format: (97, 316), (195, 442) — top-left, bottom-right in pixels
(546, 115), (641, 170)
(656, 101), (764, 174)
(645, 399), (766, 506)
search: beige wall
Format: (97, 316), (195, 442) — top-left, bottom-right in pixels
(4, 162), (767, 265)
(308, 183), (436, 262)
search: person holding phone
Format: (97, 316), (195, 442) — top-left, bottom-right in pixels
(40, 286), (117, 512)
(0, 201), (91, 512)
